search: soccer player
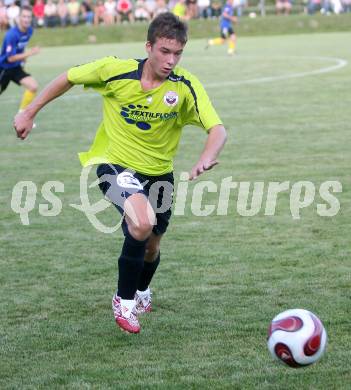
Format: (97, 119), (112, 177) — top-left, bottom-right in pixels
(207, 0), (237, 55)
(14, 12), (227, 334)
(0, 6), (40, 113)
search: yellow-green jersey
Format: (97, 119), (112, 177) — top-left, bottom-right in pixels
(67, 56), (222, 175)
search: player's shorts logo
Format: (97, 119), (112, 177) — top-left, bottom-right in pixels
(164, 91), (179, 107)
(116, 171), (143, 190)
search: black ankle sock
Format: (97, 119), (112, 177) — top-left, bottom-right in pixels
(117, 234), (147, 299)
(137, 253), (160, 292)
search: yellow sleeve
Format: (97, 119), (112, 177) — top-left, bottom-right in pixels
(183, 74), (222, 131)
(67, 56), (118, 87)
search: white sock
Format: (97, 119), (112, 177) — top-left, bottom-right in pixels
(136, 287), (150, 297)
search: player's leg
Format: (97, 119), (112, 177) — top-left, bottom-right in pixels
(0, 68), (11, 95)
(97, 164), (155, 333)
(18, 75), (38, 111)
(227, 30), (237, 55)
(135, 172), (173, 313)
(114, 191), (156, 333)
(206, 27), (226, 48)
(207, 36), (225, 47)
(118, 192), (156, 296)
(135, 232), (163, 313)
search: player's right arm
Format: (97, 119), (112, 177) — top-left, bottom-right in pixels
(14, 72), (73, 140)
(7, 47), (41, 63)
(2, 30), (40, 63)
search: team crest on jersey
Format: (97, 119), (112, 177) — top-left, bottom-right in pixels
(6, 45), (12, 53)
(164, 91), (179, 107)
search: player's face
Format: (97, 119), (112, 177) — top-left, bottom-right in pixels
(146, 38), (185, 79)
(19, 10), (32, 31)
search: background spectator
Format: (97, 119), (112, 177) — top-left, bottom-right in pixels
(186, 0), (198, 19)
(6, 1), (20, 27)
(104, 0), (116, 25)
(211, 0), (222, 18)
(307, 0), (321, 13)
(276, 0), (292, 14)
(154, 0), (169, 16)
(94, 0), (105, 24)
(145, 0), (157, 18)
(57, 0), (68, 26)
(116, 0), (134, 23)
(67, 0), (80, 25)
(342, 0), (351, 12)
(168, 0), (177, 10)
(33, 0), (45, 27)
(81, 0), (94, 24)
(0, 0), (8, 31)
(134, 0), (151, 21)
(44, 0), (58, 27)
(330, 0), (343, 13)
(197, 0), (212, 18)
(172, 0), (188, 19)
(233, 0), (246, 16)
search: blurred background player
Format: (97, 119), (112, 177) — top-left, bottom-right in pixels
(0, 6), (40, 114)
(206, 0), (237, 55)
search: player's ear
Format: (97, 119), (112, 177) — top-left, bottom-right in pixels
(145, 41), (152, 54)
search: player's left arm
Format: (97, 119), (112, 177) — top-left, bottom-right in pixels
(222, 9), (237, 23)
(184, 73), (227, 180)
(189, 125), (227, 181)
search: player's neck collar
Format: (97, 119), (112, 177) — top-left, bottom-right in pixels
(136, 58), (147, 80)
(17, 25), (28, 33)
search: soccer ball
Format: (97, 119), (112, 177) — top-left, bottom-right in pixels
(267, 309), (327, 368)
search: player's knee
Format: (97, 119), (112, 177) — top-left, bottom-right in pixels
(30, 82), (38, 93)
(25, 79), (38, 93)
(128, 219), (153, 241)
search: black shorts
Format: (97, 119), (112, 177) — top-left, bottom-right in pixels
(96, 163), (174, 236)
(220, 26), (235, 39)
(0, 66), (30, 95)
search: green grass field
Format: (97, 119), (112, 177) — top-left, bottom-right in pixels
(1, 32), (351, 388)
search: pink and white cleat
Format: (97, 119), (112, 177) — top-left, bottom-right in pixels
(135, 288), (152, 314)
(112, 293), (140, 334)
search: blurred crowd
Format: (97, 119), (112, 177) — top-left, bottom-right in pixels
(276, 0), (350, 15)
(0, 0), (229, 29)
(0, 0), (350, 31)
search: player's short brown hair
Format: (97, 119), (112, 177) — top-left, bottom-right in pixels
(147, 12), (188, 46)
(20, 5), (32, 14)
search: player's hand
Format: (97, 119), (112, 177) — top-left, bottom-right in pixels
(189, 159), (219, 181)
(29, 47), (41, 56)
(13, 111), (35, 140)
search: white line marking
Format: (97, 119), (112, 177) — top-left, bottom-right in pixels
(204, 56), (348, 88)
